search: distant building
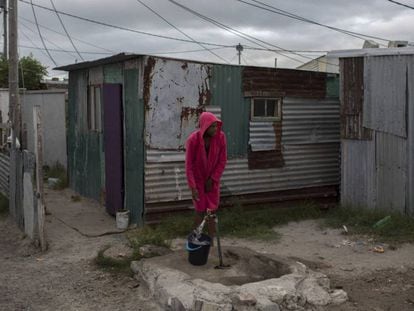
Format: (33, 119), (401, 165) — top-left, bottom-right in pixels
(41, 78), (68, 90)
(296, 55), (339, 74)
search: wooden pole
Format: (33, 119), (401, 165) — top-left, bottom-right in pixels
(34, 106), (46, 251)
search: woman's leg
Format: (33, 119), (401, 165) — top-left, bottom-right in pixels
(193, 211), (204, 229)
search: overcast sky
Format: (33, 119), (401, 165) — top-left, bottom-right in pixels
(11, 0), (414, 76)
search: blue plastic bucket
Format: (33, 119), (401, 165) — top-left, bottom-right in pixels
(186, 233), (211, 266)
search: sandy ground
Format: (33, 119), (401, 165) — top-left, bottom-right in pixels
(0, 189), (160, 311)
(171, 220), (414, 311)
(1, 188), (414, 311)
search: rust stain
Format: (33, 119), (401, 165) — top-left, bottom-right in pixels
(180, 107), (204, 122)
(143, 56), (156, 111)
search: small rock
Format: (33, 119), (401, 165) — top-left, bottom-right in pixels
(299, 278), (331, 306)
(340, 266), (354, 272)
(168, 297), (186, 311)
(231, 292), (257, 306)
(139, 244), (172, 258)
(397, 265), (408, 274)
(330, 289), (348, 305)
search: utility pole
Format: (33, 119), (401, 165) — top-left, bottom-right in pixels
(0, 0), (6, 59)
(236, 43), (243, 65)
(9, 0), (18, 149)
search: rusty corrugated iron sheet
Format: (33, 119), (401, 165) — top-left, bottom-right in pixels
(144, 142), (339, 205)
(340, 57), (372, 140)
(143, 56), (211, 150)
(363, 55), (409, 138)
(243, 67), (327, 99)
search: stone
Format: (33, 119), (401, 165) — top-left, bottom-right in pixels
(308, 271), (330, 290)
(254, 297), (280, 311)
(231, 292), (257, 306)
(299, 278), (331, 306)
(330, 289), (348, 305)
(139, 244), (172, 258)
(168, 297), (186, 311)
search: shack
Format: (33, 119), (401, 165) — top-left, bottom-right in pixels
(56, 53), (340, 225)
(329, 47), (414, 216)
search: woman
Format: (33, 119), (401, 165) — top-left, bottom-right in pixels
(185, 112), (227, 239)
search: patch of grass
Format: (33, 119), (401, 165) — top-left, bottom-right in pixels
(94, 246), (140, 276)
(218, 202), (323, 239)
(324, 206), (414, 243)
(0, 193), (8, 217)
(127, 202), (324, 246)
(127, 226), (171, 249)
(44, 162), (68, 190)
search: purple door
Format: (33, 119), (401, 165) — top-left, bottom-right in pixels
(103, 84), (124, 216)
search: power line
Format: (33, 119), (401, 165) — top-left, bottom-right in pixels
(136, 0), (229, 63)
(387, 0), (414, 9)
(19, 21), (78, 59)
(168, 0), (341, 67)
(15, 43), (232, 56)
(19, 16), (116, 53)
(49, 0), (84, 61)
(236, 0), (391, 45)
(19, 0), (235, 48)
(29, 0), (57, 66)
(167, 0), (307, 65)
(19, 27), (53, 60)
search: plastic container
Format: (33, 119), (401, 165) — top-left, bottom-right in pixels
(186, 233), (211, 266)
(116, 210), (130, 230)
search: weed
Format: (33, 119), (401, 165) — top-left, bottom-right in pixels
(44, 162), (68, 190)
(324, 206), (414, 243)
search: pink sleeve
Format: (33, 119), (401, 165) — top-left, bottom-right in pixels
(211, 134), (227, 183)
(185, 135), (197, 189)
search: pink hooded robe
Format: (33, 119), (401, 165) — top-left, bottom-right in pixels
(185, 112), (227, 212)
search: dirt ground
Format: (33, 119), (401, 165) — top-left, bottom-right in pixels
(1, 189), (414, 311)
(221, 221), (414, 311)
(0, 189), (160, 311)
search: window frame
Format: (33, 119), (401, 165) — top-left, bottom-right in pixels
(250, 97), (282, 121)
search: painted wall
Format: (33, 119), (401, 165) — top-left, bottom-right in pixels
(21, 90), (67, 168)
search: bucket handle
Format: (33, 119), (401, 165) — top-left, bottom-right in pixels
(186, 241), (203, 252)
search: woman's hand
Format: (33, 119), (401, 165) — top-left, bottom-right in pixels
(191, 188), (199, 201)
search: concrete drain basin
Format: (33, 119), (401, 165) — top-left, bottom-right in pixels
(131, 246), (348, 310)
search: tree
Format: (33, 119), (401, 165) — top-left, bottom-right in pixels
(0, 54), (48, 90)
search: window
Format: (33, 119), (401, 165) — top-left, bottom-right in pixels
(251, 98), (281, 121)
(87, 85), (102, 131)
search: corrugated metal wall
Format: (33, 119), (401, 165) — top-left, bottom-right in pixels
(211, 65), (249, 157)
(340, 57), (372, 140)
(408, 58), (414, 216)
(0, 152), (9, 197)
(144, 96), (340, 208)
(124, 67), (145, 225)
(67, 70), (104, 201)
(363, 56), (408, 138)
(341, 55), (414, 215)
(341, 139), (376, 209)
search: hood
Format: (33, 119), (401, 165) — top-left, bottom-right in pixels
(199, 112), (222, 136)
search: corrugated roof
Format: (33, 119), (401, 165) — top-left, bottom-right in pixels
(328, 47), (414, 58)
(54, 53), (141, 71)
